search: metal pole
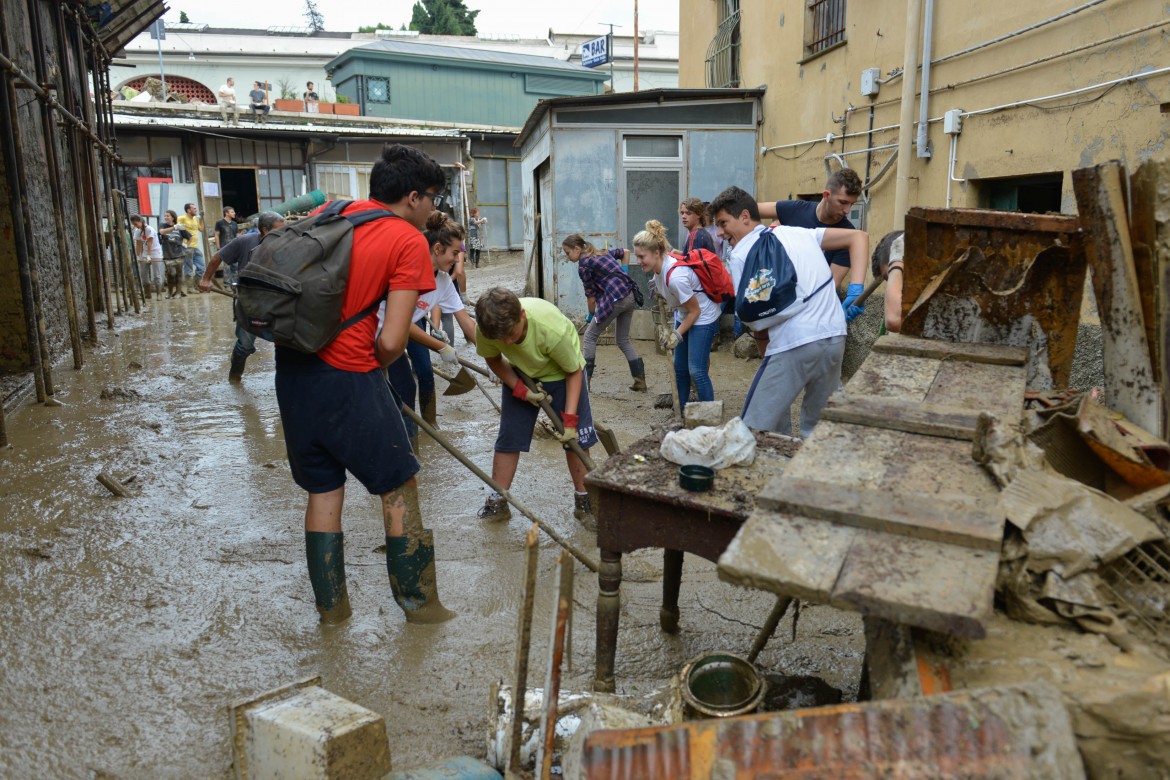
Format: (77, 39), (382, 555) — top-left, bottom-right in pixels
(633, 0), (639, 92)
(28, 0), (84, 369)
(74, 22), (115, 328)
(892, 0), (923, 230)
(155, 24), (167, 101)
(915, 0), (935, 159)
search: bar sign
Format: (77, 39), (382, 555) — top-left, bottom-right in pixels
(582, 34), (612, 69)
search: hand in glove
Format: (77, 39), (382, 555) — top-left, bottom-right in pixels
(842, 283), (865, 322)
(512, 382), (549, 408)
(584, 312), (594, 323)
(664, 330), (683, 351)
(430, 326), (449, 344)
(437, 344), (459, 365)
(557, 412), (580, 445)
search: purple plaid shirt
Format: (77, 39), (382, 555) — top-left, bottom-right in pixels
(578, 249), (634, 323)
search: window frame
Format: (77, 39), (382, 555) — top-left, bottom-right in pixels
(802, 0), (847, 62)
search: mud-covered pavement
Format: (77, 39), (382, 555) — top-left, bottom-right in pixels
(0, 252), (863, 778)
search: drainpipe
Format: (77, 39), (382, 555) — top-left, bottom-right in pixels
(916, 0), (935, 159)
(892, 0), (922, 230)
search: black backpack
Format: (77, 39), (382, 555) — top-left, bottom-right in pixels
(235, 201), (399, 353)
(160, 228), (187, 260)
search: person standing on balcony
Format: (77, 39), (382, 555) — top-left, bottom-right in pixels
(304, 81), (319, 113)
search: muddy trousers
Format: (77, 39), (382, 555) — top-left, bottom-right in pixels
(581, 292), (640, 363)
(305, 531), (351, 622)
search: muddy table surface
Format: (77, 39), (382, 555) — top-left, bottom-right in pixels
(585, 426), (802, 516)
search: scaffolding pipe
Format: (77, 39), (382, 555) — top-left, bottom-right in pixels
(892, 0), (923, 230)
(75, 22), (116, 327)
(29, 0), (84, 369)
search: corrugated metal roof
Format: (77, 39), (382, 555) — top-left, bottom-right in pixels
(333, 39), (606, 76)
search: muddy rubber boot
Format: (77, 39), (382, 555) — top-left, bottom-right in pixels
(628, 358), (647, 392)
(306, 531), (352, 624)
(228, 350), (247, 382)
(584, 359), (595, 386)
(386, 531), (456, 624)
(574, 491), (596, 532)
(420, 390), (438, 428)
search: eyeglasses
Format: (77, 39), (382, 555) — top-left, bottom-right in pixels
(422, 190), (448, 210)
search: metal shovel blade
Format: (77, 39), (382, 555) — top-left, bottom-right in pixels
(436, 366), (477, 396)
(595, 423), (620, 456)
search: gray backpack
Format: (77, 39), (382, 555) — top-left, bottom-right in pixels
(235, 200), (398, 353)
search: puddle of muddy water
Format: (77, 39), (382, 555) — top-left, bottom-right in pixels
(0, 256), (863, 778)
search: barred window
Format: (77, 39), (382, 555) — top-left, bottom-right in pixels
(705, 0), (741, 88)
(806, 0), (847, 57)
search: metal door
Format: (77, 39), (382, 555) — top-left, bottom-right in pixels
(537, 163), (553, 301)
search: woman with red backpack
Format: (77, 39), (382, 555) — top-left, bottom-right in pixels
(633, 219), (723, 412)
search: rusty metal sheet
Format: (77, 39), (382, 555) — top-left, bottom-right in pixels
(582, 682), (1086, 779)
(901, 207), (1085, 388)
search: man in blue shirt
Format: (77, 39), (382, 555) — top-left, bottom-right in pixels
(758, 168), (867, 320)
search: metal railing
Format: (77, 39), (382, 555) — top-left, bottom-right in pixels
(806, 0), (846, 56)
(705, 9), (741, 88)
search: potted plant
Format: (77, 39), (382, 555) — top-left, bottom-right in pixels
(333, 95), (360, 116)
(273, 79), (304, 112)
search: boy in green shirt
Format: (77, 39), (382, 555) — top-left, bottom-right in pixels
(475, 287), (598, 527)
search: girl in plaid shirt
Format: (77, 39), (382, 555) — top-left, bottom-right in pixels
(563, 235), (646, 391)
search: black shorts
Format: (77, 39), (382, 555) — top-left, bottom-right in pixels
(275, 347), (419, 495)
(495, 374), (599, 453)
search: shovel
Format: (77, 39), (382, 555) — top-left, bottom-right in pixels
(433, 363), (477, 396)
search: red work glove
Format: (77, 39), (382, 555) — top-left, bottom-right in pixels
(512, 382), (549, 407)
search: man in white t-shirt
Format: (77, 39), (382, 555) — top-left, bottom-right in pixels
(709, 186), (868, 437)
(218, 78), (239, 126)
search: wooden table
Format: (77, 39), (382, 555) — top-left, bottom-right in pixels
(584, 428), (799, 693)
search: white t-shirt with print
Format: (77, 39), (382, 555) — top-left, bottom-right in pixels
(375, 270), (464, 334)
(134, 224), (163, 260)
(745, 225), (845, 356)
(656, 255), (721, 328)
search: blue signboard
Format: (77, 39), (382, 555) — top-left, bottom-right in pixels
(582, 34), (612, 69)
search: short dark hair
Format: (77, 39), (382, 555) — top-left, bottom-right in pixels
(222, 206), (234, 217)
(871, 230), (904, 278)
(826, 168), (863, 197)
(475, 287), (523, 341)
(184, 202), (195, 211)
(709, 186), (759, 222)
(129, 214), (144, 225)
(369, 144), (446, 205)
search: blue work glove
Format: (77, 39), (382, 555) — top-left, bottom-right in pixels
(585, 312), (594, 323)
(842, 283), (865, 322)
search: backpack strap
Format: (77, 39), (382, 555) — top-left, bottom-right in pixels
(321, 200), (401, 336)
(335, 298), (384, 335)
(802, 276), (834, 303)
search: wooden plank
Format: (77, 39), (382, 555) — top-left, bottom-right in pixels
(820, 395), (982, 440)
(871, 333), (1029, 366)
(758, 477), (1003, 552)
(925, 360), (1026, 424)
(830, 530), (999, 639)
(717, 510), (854, 603)
(1072, 162), (1162, 435)
(1129, 157), (1170, 441)
(785, 421), (1000, 502)
(843, 351), (941, 403)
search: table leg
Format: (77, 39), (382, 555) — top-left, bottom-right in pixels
(660, 549), (683, 634)
(593, 548), (622, 693)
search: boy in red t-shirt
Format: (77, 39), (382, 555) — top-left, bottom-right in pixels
(275, 144), (455, 624)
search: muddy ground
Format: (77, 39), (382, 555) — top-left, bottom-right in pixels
(0, 251), (863, 778)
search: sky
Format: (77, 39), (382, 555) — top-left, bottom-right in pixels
(164, 0), (679, 38)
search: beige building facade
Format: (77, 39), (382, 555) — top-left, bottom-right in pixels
(680, 0), (1169, 239)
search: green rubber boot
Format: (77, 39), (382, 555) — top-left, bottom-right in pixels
(420, 389), (438, 427)
(386, 530), (456, 624)
(305, 531), (352, 624)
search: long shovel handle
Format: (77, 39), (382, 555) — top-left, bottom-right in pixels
(457, 357), (492, 378)
(401, 404), (599, 573)
(851, 276), (884, 308)
(516, 374), (596, 472)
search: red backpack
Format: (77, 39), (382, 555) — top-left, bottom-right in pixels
(665, 248), (736, 303)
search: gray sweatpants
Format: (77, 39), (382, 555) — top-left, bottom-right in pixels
(581, 293), (640, 362)
(741, 335), (845, 437)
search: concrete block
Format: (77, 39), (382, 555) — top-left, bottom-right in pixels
(628, 309), (658, 341)
(231, 677), (392, 780)
(684, 401), (724, 429)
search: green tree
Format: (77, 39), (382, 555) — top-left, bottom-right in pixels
(358, 22), (398, 33)
(303, 0), (325, 32)
(409, 0), (479, 35)
(178, 10), (189, 23)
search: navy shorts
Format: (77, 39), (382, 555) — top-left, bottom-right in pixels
(275, 347), (419, 495)
(495, 374), (599, 453)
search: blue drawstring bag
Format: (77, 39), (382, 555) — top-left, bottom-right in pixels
(735, 228), (833, 331)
